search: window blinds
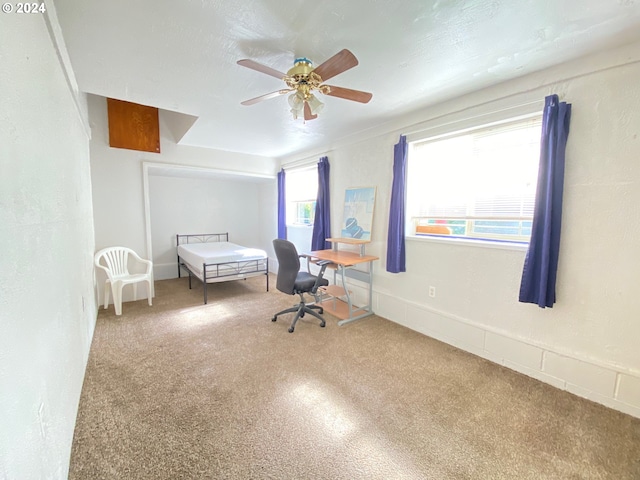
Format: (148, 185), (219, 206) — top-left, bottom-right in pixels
(408, 116), (542, 242)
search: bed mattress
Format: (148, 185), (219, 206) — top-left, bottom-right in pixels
(177, 242), (267, 280)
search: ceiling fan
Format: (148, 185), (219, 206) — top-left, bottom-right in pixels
(237, 49), (373, 121)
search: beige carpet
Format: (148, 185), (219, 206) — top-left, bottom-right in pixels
(69, 275), (640, 479)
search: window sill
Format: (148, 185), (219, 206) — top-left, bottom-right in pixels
(406, 234), (529, 252)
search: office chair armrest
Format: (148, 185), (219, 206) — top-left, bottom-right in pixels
(300, 254), (328, 274)
(311, 260), (332, 292)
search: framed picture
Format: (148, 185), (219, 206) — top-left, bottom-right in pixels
(341, 186), (376, 241)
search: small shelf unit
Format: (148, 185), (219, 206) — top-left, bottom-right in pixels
(310, 238), (378, 326)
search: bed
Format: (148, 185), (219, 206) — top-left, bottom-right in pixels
(176, 233), (269, 304)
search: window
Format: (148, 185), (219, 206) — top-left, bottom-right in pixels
(285, 167), (317, 226)
(407, 115), (542, 243)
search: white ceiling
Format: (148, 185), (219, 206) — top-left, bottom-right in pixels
(53, 0), (640, 159)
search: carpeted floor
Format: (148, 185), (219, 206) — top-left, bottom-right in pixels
(69, 275), (640, 479)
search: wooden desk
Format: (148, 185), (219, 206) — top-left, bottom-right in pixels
(308, 248), (379, 325)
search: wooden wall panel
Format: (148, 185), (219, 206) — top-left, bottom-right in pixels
(107, 98), (160, 153)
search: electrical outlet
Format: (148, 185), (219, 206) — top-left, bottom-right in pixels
(429, 286), (436, 298)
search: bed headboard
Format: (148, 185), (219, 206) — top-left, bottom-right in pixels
(176, 233), (229, 246)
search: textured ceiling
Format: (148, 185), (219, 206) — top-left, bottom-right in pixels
(53, 0), (640, 159)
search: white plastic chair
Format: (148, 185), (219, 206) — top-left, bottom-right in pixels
(94, 246), (154, 315)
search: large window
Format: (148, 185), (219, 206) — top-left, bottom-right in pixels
(285, 167), (317, 226)
(407, 115), (542, 244)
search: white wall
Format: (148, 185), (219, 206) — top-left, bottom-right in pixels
(287, 225), (315, 254)
(281, 42), (640, 418)
(0, 8), (96, 480)
(88, 95), (279, 300)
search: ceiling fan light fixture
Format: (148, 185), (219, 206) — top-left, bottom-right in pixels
(307, 94), (324, 115)
(288, 92), (304, 119)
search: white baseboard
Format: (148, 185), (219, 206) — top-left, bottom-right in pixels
(154, 262), (181, 281)
(374, 290), (640, 419)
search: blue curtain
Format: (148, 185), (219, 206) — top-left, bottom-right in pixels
(519, 94), (571, 308)
(311, 157), (331, 250)
(277, 168), (286, 239)
(386, 135), (408, 273)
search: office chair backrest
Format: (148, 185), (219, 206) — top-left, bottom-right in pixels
(273, 239), (301, 295)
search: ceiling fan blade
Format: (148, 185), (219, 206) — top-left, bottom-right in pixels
(312, 49), (359, 82)
(241, 89), (292, 106)
(304, 102), (318, 121)
(324, 85), (373, 104)
(237, 59), (287, 80)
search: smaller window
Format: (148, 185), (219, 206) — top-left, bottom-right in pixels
(292, 200), (317, 225)
(285, 167), (318, 226)
(407, 115), (542, 244)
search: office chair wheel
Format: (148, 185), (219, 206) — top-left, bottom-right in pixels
(288, 326), (294, 333)
(320, 321), (326, 328)
(271, 316), (277, 322)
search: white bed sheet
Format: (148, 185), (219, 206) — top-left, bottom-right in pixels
(177, 242), (267, 280)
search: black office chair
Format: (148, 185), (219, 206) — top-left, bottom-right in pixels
(272, 239), (331, 333)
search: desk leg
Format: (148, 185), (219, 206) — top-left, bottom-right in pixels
(339, 265), (353, 314)
(336, 261), (375, 326)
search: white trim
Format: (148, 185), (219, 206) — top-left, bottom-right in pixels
(142, 163), (153, 277)
(43, 0), (91, 138)
(144, 161), (275, 181)
(406, 234), (529, 252)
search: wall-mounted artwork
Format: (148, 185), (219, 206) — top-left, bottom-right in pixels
(341, 187), (376, 241)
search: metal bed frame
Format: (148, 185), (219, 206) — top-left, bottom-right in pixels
(176, 233), (269, 304)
